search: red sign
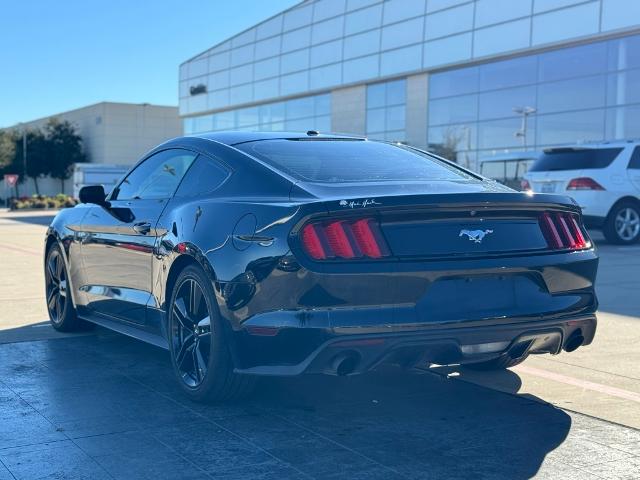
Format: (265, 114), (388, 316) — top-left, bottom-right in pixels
(3, 174), (19, 187)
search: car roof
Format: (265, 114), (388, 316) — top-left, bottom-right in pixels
(189, 130), (365, 146)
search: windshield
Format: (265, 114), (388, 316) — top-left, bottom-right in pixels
(529, 148), (622, 172)
(235, 139), (475, 183)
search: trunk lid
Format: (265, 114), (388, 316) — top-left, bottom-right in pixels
(314, 190), (583, 260)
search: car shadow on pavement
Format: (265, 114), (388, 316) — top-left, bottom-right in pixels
(1, 213), (58, 226)
(0, 331), (572, 479)
(0, 321), (99, 344)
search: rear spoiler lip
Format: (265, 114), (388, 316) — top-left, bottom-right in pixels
(319, 192), (580, 215)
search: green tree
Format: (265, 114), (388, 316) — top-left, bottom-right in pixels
(45, 119), (86, 194)
(14, 128), (49, 195)
(0, 130), (18, 198)
(0, 130), (16, 171)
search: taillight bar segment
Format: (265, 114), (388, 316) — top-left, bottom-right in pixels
(300, 218), (391, 260)
(538, 211), (590, 251)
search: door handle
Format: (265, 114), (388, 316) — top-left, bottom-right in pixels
(133, 222), (151, 235)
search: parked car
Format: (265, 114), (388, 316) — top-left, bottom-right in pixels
(523, 142), (640, 244)
(44, 132), (598, 402)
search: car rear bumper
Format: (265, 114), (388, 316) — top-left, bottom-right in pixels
(232, 314), (597, 376)
(583, 215), (606, 228)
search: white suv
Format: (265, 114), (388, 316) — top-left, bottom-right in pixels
(523, 141), (640, 244)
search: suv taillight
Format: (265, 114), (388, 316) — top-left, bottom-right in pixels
(566, 177), (605, 190)
(301, 218), (391, 260)
(539, 212), (589, 250)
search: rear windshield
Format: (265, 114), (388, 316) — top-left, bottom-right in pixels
(529, 147), (622, 172)
(235, 139), (474, 183)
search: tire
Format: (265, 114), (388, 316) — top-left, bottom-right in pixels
(603, 201), (640, 245)
(168, 265), (255, 403)
(45, 244), (91, 332)
(466, 354), (528, 371)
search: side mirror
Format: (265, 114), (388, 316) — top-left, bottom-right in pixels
(79, 185), (107, 205)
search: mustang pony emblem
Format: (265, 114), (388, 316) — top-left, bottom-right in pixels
(459, 229), (494, 243)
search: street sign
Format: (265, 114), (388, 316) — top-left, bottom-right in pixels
(3, 174), (18, 188)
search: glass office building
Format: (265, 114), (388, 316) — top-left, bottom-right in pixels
(180, 0), (640, 170)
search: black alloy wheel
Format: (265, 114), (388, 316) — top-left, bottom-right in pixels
(171, 277), (212, 387)
(45, 244), (88, 332)
(168, 265), (255, 402)
(46, 247), (68, 326)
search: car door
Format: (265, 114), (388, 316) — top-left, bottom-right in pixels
(627, 146), (640, 193)
(78, 148), (197, 324)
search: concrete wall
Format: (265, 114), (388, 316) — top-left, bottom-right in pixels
(1, 176), (74, 200)
(3, 102), (182, 198)
(19, 102), (181, 166)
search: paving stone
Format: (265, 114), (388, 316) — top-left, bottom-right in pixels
(1, 333), (639, 479)
(580, 456), (640, 480)
(0, 441), (112, 480)
(0, 462), (13, 480)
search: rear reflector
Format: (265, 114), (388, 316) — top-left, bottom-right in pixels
(567, 177), (605, 190)
(300, 218), (390, 260)
(539, 212), (589, 250)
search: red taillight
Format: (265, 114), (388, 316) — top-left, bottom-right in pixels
(351, 218), (389, 258)
(521, 179), (531, 191)
(300, 218), (390, 260)
(301, 224), (327, 260)
(538, 212), (589, 250)
(324, 221), (356, 258)
(566, 177), (605, 190)
(539, 213), (563, 249)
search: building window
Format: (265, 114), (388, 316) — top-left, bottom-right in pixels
(427, 32), (640, 171)
(183, 93), (331, 134)
(366, 79), (406, 142)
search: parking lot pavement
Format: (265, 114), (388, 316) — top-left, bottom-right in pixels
(0, 335), (639, 480)
(0, 209), (639, 479)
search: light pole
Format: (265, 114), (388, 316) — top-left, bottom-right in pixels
(513, 106), (536, 149)
(22, 126), (27, 177)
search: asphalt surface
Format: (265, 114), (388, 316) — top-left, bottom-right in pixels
(0, 209), (638, 480)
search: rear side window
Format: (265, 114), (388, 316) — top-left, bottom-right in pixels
(628, 146), (640, 169)
(529, 148), (622, 172)
(235, 139), (473, 183)
(114, 149), (197, 200)
(175, 155), (230, 197)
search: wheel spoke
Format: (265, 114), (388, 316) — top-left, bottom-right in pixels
(47, 257), (57, 283)
(195, 345), (207, 380)
(55, 255), (63, 281)
(189, 280), (202, 318)
(55, 296), (62, 321)
(173, 297), (192, 330)
(47, 287), (58, 311)
(175, 333), (195, 368)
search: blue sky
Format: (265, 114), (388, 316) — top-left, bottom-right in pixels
(0, 0), (298, 127)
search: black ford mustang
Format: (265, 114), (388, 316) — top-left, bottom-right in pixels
(44, 131), (598, 401)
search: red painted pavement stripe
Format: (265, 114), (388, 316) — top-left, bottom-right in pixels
(0, 243), (41, 257)
(515, 365), (640, 403)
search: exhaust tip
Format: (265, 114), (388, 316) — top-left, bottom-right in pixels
(564, 330), (585, 353)
(332, 351), (360, 376)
